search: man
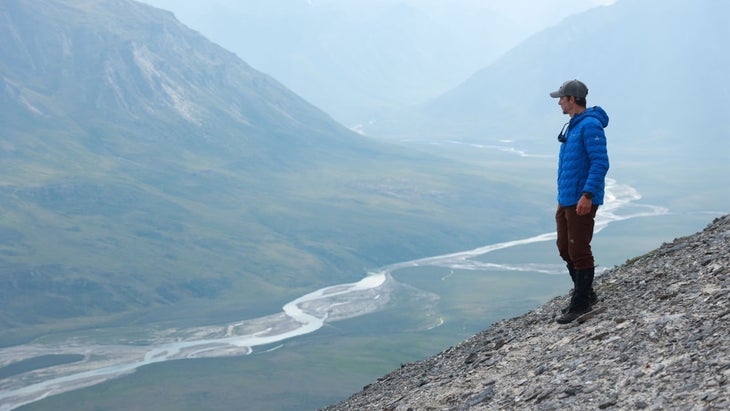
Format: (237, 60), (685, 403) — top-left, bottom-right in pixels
(550, 79), (609, 324)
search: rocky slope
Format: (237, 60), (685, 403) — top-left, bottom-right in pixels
(323, 215), (730, 410)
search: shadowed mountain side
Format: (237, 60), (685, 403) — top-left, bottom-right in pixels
(323, 214), (730, 410)
(0, 0), (547, 343)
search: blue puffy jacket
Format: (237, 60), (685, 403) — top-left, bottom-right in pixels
(557, 106), (610, 206)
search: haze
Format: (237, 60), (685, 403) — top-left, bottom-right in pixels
(140, 0), (617, 126)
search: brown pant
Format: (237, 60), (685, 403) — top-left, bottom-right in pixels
(555, 204), (599, 270)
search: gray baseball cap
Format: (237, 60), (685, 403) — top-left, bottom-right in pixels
(550, 80), (588, 98)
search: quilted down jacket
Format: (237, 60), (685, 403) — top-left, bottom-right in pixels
(557, 106), (610, 206)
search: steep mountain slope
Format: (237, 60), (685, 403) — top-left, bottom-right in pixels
(0, 0), (356, 159)
(0, 0), (541, 343)
(325, 214), (730, 410)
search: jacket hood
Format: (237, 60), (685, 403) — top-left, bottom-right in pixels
(571, 106), (609, 128)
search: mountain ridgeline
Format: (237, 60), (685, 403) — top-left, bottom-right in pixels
(0, 0), (540, 343)
(378, 0), (730, 144)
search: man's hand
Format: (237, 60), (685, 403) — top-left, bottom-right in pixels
(576, 194), (593, 216)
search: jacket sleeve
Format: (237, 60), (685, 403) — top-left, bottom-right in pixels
(582, 121), (609, 195)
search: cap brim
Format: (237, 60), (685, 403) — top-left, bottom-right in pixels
(549, 91), (563, 98)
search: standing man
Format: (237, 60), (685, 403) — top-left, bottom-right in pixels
(550, 79), (609, 324)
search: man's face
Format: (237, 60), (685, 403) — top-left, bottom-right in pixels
(558, 95), (573, 115)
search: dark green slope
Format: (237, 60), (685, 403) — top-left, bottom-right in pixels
(0, 0), (544, 343)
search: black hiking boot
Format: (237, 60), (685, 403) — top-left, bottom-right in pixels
(561, 264), (599, 314)
(556, 267), (595, 324)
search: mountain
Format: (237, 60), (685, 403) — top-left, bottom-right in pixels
(0, 0), (544, 344)
(0, 0), (358, 159)
(324, 214), (730, 410)
(374, 0), (729, 139)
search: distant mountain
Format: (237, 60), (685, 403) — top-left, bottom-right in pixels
(379, 0), (730, 144)
(0, 0), (543, 343)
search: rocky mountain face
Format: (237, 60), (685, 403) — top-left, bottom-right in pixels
(324, 214), (730, 410)
(0, 0), (359, 154)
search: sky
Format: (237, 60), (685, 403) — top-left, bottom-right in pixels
(143, 0), (618, 36)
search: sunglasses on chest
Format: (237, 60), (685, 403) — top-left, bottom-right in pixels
(558, 122), (569, 143)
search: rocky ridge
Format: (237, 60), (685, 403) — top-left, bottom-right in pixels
(323, 215), (730, 410)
